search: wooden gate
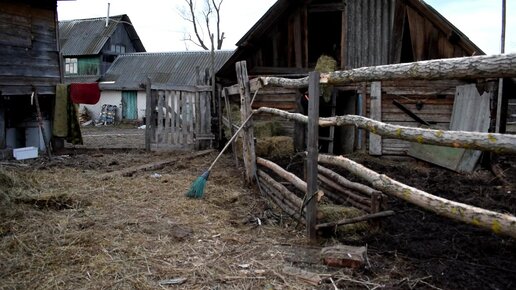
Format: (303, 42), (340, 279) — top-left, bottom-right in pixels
(146, 85), (214, 150)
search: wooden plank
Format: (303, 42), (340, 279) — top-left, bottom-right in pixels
(170, 91), (178, 145)
(156, 91), (164, 144)
(165, 90), (172, 144)
(195, 91), (201, 136)
(369, 81), (382, 155)
(98, 149), (214, 180)
(306, 71), (320, 241)
(408, 84), (492, 170)
(188, 93), (195, 144)
(236, 61), (256, 184)
(293, 12), (302, 69)
(180, 91), (187, 145)
(145, 77), (152, 151)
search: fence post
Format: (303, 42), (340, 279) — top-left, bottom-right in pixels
(145, 77), (152, 151)
(306, 71), (320, 241)
(236, 61), (256, 184)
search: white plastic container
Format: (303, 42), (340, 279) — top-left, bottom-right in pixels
(13, 147), (38, 160)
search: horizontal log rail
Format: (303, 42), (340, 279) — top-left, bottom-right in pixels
(259, 53), (516, 88)
(254, 107), (516, 154)
(318, 154), (516, 239)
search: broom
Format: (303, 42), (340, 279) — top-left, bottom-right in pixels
(186, 112), (254, 198)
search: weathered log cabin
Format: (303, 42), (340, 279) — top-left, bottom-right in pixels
(0, 0), (64, 153)
(217, 0), (512, 165)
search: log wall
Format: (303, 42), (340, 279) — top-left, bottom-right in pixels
(0, 1), (60, 96)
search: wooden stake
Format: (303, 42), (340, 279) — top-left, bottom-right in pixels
(306, 71), (320, 241)
(236, 61), (256, 184)
(145, 77), (152, 151)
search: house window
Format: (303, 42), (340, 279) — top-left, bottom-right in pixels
(65, 58), (78, 74)
(110, 44), (126, 53)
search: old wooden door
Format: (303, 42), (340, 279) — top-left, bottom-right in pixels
(122, 91), (138, 120)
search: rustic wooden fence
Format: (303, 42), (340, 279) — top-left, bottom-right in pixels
(224, 54), (516, 241)
(145, 81), (214, 150)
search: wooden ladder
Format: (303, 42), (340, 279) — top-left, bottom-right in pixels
(319, 90), (337, 153)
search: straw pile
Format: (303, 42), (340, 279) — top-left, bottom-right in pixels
(0, 152), (320, 289)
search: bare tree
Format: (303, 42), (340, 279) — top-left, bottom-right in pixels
(179, 0), (225, 50)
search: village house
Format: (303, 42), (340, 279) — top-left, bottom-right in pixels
(58, 14), (146, 84)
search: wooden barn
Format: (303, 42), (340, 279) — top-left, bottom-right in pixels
(217, 0), (512, 170)
(0, 0), (64, 154)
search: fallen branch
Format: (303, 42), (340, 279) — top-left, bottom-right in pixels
(316, 210), (395, 230)
(254, 107), (516, 154)
(98, 149), (214, 180)
(319, 154), (516, 239)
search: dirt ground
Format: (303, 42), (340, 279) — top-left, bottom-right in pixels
(1, 125), (516, 289)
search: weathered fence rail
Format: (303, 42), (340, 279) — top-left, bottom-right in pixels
(224, 55), (516, 240)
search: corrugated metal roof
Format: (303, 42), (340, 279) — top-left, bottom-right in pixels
(101, 51), (234, 90)
(59, 14), (145, 56)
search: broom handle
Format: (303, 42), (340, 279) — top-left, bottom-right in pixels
(208, 112), (254, 172)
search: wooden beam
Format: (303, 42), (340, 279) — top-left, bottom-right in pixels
(316, 210), (395, 230)
(306, 71), (320, 241)
(145, 77), (152, 151)
(369, 81), (382, 155)
(236, 61), (256, 184)
(257, 157), (307, 193)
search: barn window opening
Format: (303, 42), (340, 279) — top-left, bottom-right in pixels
(307, 4), (342, 67)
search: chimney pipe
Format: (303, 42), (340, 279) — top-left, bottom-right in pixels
(105, 3), (110, 27)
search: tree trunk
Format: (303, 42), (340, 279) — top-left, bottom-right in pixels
(259, 53), (516, 88)
(318, 154), (516, 239)
(254, 107), (516, 154)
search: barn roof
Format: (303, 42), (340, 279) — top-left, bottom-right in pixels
(100, 50), (234, 90)
(218, 0), (484, 78)
(59, 14), (145, 56)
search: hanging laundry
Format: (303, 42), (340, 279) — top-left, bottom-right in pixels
(70, 83), (100, 104)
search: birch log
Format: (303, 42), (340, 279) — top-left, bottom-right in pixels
(318, 165), (379, 197)
(256, 157), (307, 194)
(253, 107), (516, 154)
(257, 169), (304, 210)
(318, 154), (516, 239)
(259, 53), (516, 88)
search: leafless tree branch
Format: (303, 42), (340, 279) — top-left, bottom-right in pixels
(184, 0), (209, 50)
(178, 0), (225, 50)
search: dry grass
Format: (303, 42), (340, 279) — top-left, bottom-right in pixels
(0, 152), (325, 290)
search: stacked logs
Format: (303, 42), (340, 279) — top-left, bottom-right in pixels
(256, 157), (389, 227)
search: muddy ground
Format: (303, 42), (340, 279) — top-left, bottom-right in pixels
(1, 125), (515, 289)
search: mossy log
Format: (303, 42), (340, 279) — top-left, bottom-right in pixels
(318, 154), (516, 239)
(259, 53), (516, 88)
(254, 107), (516, 154)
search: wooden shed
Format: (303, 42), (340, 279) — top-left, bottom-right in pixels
(218, 0), (510, 164)
(0, 0), (64, 152)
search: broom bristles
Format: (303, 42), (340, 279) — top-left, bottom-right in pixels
(185, 171), (210, 198)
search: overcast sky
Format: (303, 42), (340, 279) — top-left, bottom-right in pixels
(57, 0), (515, 55)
